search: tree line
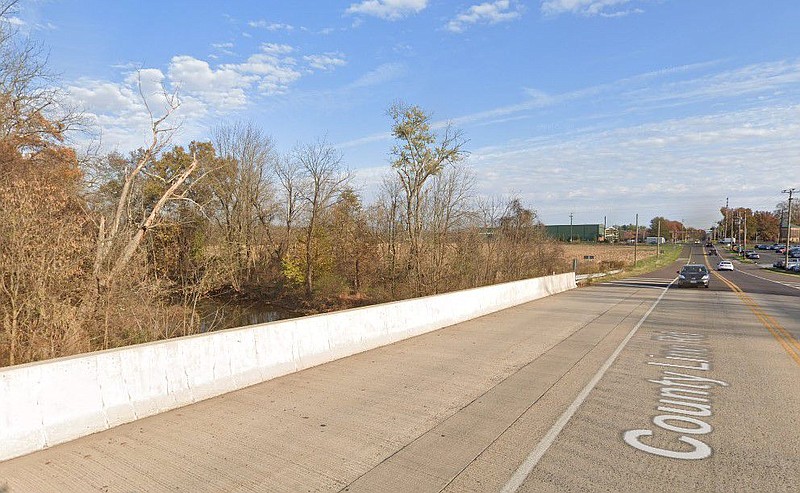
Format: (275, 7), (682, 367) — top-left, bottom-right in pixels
(0, 7), (566, 366)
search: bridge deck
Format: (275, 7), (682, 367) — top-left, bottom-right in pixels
(2, 247), (798, 492)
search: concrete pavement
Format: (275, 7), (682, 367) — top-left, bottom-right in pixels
(1, 246), (798, 492)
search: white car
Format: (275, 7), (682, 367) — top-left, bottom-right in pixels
(717, 260), (734, 271)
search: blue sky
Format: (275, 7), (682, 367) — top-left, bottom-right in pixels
(10, 0), (800, 228)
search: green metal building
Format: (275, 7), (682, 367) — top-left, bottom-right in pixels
(546, 224), (605, 242)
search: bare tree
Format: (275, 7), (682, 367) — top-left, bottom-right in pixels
(425, 163), (474, 293)
(292, 138), (350, 298)
(374, 175), (404, 297)
(209, 121), (278, 290)
(274, 153), (304, 265)
(89, 77), (206, 313)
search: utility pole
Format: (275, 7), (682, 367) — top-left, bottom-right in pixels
(783, 188), (796, 269)
(569, 212), (574, 242)
(657, 220), (661, 256)
(724, 197), (729, 240)
(634, 213), (639, 267)
(737, 212), (742, 253)
(743, 211), (747, 253)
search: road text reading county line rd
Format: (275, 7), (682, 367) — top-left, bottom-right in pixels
(624, 330), (728, 460)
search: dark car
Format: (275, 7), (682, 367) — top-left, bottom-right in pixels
(708, 248), (717, 255)
(746, 251), (760, 259)
(676, 264), (710, 288)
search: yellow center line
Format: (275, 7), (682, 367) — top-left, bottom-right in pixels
(703, 251), (800, 366)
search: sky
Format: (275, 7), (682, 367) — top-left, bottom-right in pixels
(8, 0), (800, 228)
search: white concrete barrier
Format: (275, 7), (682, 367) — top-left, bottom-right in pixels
(0, 272), (575, 461)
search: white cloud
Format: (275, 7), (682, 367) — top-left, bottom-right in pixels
(260, 43), (294, 56)
(211, 42), (235, 57)
(446, 0), (523, 33)
(248, 20), (295, 31)
(6, 16), (25, 26)
(540, 0), (644, 17)
(304, 53), (347, 71)
(67, 80), (136, 114)
(169, 56), (253, 108)
(65, 72), (209, 153)
(349, 62), (406, 89)
(234, 53), (301, 95)
(467, 104), (800, 225)
(346, 0), (428, 21)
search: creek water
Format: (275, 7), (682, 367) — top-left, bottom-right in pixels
(198, 300), (300, 333)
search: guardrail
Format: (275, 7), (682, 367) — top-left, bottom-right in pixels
(0, 272), (576, 461)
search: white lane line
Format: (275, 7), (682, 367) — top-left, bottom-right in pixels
(500, 279), (675, 493)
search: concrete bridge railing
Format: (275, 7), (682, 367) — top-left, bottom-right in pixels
(0, 272), (576, 461)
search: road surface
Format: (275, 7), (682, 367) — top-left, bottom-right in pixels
(1, 246), (798, 492)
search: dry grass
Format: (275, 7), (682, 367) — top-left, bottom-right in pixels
(561, 243), (660, 273)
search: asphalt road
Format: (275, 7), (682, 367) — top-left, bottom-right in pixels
(1, 246), (798, 492)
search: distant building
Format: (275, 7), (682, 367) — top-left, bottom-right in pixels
(604, 226), (619, 243)
(779, 225), (800, 243)
(546, 224), (604, 242)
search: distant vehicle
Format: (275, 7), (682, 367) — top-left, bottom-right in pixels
(708, 248), (717, 255)
(789, 248), (800, 258)
(676, 264), (710, 288)
(790, 264), (800, 272)
(746, 252), (760, 259)
(705, 242), (713, 247)
(646, 236), (666, 245)
(785, 259), (800, 270)
(776, 247), (787, 255)
(776, 258), (800, 270)
(717, 260), (734, 271)
(721, 238), (736, 245)
(693, 240), (701, 245)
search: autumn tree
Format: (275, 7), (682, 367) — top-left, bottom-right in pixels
(753, 210), (779, 242)
(328, 188), (370, 295)
(0, 2), (93, 364)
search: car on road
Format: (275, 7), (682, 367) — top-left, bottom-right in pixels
(677, 264), (710, 288)
(790, 263), (800, 272)
(717, 260), (734, 271)
(746, 251), (760, 259)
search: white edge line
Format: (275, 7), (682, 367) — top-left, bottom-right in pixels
(732, 267), (800, 291)
(500, 279), (676, 493)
